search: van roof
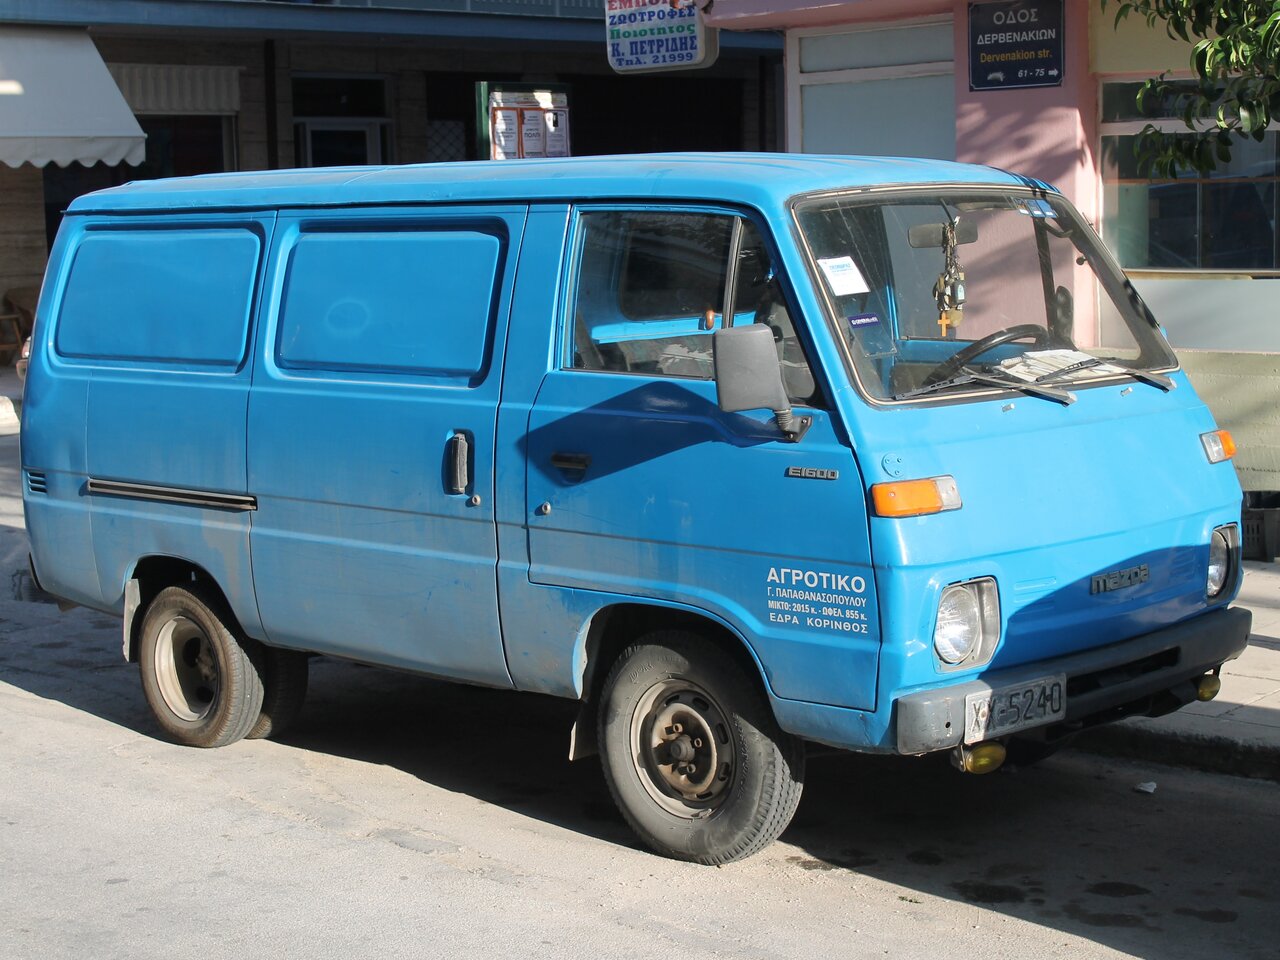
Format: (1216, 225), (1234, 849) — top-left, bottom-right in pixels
(66, 153), (1041, 215)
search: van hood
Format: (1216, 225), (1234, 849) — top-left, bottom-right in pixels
(856, 374), (1242, 669)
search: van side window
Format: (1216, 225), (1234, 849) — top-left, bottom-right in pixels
(276, 227), (502, 381)
(733, 221), (818, 404)
(56, 228), (259, 366)
(570, 210), (818, 403)
(572, 210), (730, 379)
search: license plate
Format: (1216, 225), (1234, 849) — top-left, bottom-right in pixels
(964, 675), (1066, 743)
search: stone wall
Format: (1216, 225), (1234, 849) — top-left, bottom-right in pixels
(0, 30), (770, 308)
(0, 165), (51, 298)
(1179, 350), (1280, 494)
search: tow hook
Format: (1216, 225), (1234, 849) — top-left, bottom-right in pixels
(951, 741), (1007, 774)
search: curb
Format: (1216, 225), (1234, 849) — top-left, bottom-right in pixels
(1076, 721), (1280, 783)
(0, 396), (18, 431)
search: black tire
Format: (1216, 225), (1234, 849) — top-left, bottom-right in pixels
(247, 646), (309, 740)
(138, 584), (264, 748)
(597, 631), (804, 864)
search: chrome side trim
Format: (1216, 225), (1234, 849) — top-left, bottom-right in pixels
(86, 478), (257, 512)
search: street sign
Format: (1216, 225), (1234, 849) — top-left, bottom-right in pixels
(969, 0), (1064, 91)
(606, 0), (719, 74)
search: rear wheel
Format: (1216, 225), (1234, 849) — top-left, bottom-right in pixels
(138, 584), (264, 748)
(597, 631), (804, 864)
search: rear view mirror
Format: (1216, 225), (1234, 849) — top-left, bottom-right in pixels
(908, 220), (979, 248)
(713, 325), (809, 442)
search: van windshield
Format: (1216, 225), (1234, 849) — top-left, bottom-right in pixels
(793, 190), (1178, 403)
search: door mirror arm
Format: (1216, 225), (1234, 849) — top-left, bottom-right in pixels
(713, 325), (811, 443)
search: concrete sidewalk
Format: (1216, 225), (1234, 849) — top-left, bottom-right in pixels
(1078, 560), (1280, 780)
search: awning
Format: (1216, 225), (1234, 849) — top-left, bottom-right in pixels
(108, 63), (242, 117)
(0, 26), (145, 168)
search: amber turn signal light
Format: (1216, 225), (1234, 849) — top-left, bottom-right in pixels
(871, 476), (962, 518)
(1201, 430), (1236, 464)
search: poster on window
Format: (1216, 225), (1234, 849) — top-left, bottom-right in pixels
(605, 0), (719, 74)
(491, 108), (520, 160)
(486, 88), (571, 160)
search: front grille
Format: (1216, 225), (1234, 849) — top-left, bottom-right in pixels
(25, 470), (47, 495)
(1067, 647), (1179, 698)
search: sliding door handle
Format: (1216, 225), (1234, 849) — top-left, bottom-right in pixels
(550, 452), (591, 472)
(550, 452), (591, 481)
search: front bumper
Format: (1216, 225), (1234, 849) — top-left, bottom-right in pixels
(895, 606), (1252, 755)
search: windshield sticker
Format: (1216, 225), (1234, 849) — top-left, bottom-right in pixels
(817, 256), (871, 297)
(1015, 198), (1057, 218)
(850, 313), (896, 360)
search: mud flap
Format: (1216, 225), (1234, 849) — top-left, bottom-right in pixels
(121, 578), (141, 661)
(569, 701), (598, 761)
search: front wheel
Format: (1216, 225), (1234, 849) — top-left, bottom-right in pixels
(597, 631), (804, 864)
(138, 584), (264, 748)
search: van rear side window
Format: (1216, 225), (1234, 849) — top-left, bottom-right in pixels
(276, 228), (502, 380)
(56, 228), (260, 366)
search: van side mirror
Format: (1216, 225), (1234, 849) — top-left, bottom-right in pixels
(713, 325), (810, 442)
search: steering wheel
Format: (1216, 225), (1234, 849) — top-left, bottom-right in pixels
(920, 324), (1052, 386)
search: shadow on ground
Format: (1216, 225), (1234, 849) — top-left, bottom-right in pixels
(2, 602), (1276, 960)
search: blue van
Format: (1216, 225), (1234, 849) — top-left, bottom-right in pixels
(22, 154), (1250, 863)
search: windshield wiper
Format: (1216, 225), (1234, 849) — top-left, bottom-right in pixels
(1034, 356), (1174, 392)
(897, 367), (1076, 405)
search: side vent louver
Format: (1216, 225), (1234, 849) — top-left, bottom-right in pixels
(25, 471), (47, 495)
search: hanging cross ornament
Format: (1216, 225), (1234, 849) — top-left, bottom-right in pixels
(933, 219), (965, 337)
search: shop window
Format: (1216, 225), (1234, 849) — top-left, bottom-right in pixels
(1100, 80), (1280, 272)
(790, 21), (955, 159)
(293, 75), (393, 167)
(42, 115), (233, 249)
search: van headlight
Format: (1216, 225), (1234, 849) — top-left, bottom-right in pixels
(934, 577), (1000, 669)
(1207, 524), (1238, 599)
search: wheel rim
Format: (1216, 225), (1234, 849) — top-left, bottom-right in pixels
(629, 677), (736, 818)
(152, 615), (219, 722)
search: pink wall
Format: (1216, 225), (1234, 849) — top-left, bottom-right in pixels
(706, 0), (1098, 222)
(953, 0), (1098, 225)
(705, 0), (947, 31)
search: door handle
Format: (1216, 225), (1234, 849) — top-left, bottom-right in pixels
(448, 431), (470, 494)
(550, 452), (591, 479)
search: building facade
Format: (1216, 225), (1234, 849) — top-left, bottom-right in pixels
(0, 0), (782, 296)
(706, 0), (1280, 491)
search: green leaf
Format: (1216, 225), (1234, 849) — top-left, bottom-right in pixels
(1192, 38), (1212, 76)
(1261, 13), (1280, 56)
(1240, 100), (1256, 131)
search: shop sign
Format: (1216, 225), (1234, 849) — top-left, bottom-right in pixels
(606, 0), (719, 74)
(481, 85), (570, 160)
(969, 0), (1064, 91)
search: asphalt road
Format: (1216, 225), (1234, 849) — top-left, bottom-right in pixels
(2, 432), (1276, 960)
